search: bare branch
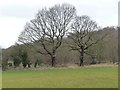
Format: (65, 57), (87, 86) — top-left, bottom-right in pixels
(18, 3), (76, 66)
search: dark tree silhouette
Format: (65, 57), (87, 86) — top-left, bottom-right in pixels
(20, 50), (30, 68)
(11, 46), (30, 68)
(18, 4), (76, 67)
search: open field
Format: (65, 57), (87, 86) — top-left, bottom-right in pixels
(0, 70), (2, 89)
(2, 66), (118, 88)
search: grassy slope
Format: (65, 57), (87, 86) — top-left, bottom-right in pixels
(2, 66), (118, 88)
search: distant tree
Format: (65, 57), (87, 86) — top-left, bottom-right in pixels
(20, 50), (29, 68)
(11, 45), (30, 68)
(100, 27), (118, 63)
(12, 56), (21, 68)
(18, 4), (76, 67)
(68, 15), (107, 66)
(11, 47), (22, 68)
(118, 27), (120, 65)
(34, 59), (42, 68)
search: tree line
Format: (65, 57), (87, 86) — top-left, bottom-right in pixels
(2, 3), (118, 70)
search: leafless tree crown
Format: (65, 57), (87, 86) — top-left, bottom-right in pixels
(18, 4), (76, 59)
(68, 15), (98, 52)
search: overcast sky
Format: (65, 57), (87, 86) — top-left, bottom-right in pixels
(0, 0), (119, 48)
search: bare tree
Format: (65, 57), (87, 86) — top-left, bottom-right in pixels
(18, 4), (76, 67)
(68, 15), (107, 66)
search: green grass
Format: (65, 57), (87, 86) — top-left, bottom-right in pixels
(2, 66), (118, 88)
(0, 70), (2, 89)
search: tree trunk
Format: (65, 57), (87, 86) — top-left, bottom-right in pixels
(51, 55), (55, 67)
(28, 63), (31, 68)
(51, 50), (56, 67)
(34, 60), (38, 68)
(80, 46), (84, 66)
(23, 63), (27, 68)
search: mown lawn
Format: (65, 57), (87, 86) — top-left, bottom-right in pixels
(0, 70), (2, 89)
(2, 66), (118, 88)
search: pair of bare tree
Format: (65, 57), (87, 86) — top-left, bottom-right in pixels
(18, 4), (106, 67)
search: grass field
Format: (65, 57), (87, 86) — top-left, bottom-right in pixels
(0, 70), (2, 89)
(2, 66), (118, 88)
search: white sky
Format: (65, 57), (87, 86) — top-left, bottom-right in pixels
(0, 0), (119, 48)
